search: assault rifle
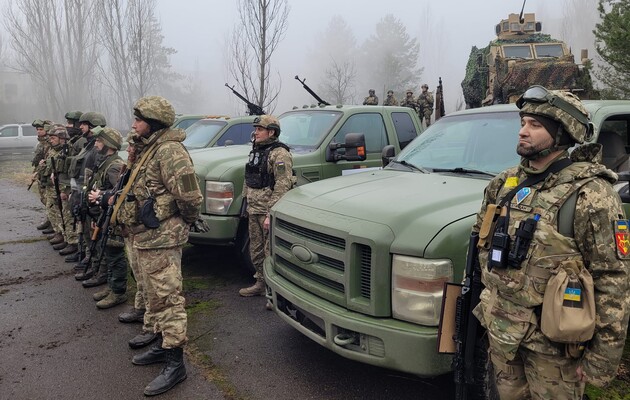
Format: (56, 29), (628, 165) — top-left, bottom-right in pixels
(73, 187), (88, 263)
(83, 166), (129, 274)
(435, 77), (446, 122)
(294, 75), (330, 106)
(224, 83), (266, 116)
(50, 156), (66, 232)
(27, 176), (36, 191)
(453, 232), (484, 400)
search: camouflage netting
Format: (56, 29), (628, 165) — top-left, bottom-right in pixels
(461, 45), (491, 109)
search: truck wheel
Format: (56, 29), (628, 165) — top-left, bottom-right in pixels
(472, 335), (500, 400)
(235, 219), (255, 275)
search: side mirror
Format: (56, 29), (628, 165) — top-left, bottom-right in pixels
(224, 139), (234, 146)
(326, 133), (366, 162)
(381, 145), (395, 167)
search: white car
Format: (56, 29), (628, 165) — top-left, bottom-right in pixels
(0, 123), (38, 154)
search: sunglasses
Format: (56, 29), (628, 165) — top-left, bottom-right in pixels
(516, 85), (589, 126)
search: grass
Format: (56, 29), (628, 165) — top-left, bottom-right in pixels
(0, 159), (33, 185)
(585, 339), (630, 400)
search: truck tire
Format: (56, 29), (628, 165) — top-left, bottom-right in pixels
(473, 335), (500, 400)
(235, 219), (255, 275)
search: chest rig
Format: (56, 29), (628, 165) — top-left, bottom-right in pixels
(245, 141), (290, 189)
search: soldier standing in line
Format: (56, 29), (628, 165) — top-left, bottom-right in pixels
(363, 89), (379, 105)
(239, 115), (295, 304)
(32, 119), (52, 232)
(400, 89), (418, 112)
(417, 84), (434, 127)
(471, 86), (630, 398)
(44, 125), (70, 251)
(120, 96), (201, 396)
(62, 111), (84, 263)
(71, 112), (107, 277)
(83, 127), (129, 307)
(116, 131), (158, 350)
(383, 90), (399, 106)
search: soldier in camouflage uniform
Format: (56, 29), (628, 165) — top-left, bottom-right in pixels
(240, 115), (295, 300)
(44, 125), (71, 250)
(83, 127), (129, 309)
(32, 119), (52, 231)
(362, 89), (379, 106)
(119, 96), (201, 396)
(471, 86), (630, 399)
(118, 131), (159, 350)
(417, 84), (434, 127)
(383, 90), (399, 106)
(400, 89), (418, 112)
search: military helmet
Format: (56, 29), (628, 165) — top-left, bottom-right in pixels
(406, 89), (413, 94)
(43, 120), (54, 133)
(133, 96), (176, 127)
(94, 127), (123, 150)
(421, 84), (428, 89)
(517, 86), (590, 144)
(48, 124), (69, 139)
(64, 110), (83, 121)
(79, 112), (107, 128)
(253, 115), (281, 135)
(387, 90), (394, 95)
(32, 119), (45, 128)
(369, 89), (375, 94)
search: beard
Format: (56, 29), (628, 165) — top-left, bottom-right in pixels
(516, 136), (554, 160)
(98, 146), (109, 155)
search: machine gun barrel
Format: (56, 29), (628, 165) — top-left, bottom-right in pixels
(294, 75), (330, 106)
(224, 83), (266, 116)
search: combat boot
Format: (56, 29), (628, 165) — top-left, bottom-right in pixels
(42, 227), (55, 235)
(59, 243), (77, 256)
(49, 233), (64, 245)
(74, 266), (95, 281)
(119, 307), (145, 323)
(46, 233), (57, 240)
(96, 292), (128, 309)
(36, 219), (51, 230)
(238, 281), (266, 297)
(143, 347), (187, 396)
(52, 241), (68, 251)
(65, 252), (80, 263)
(128, 331), (158, 349)
(93, 287), (111, 301)
(132, 335), (166, 365)
(82, 263), (107, 287)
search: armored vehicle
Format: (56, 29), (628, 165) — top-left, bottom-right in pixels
(462, 13), (595, 109)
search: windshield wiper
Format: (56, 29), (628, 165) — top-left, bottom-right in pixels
(389, 159), (427, 173)
(431, 167), (495, 177)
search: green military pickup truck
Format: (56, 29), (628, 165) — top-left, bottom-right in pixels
(263, 100), (630, 377)
(187, 105), (423, 270)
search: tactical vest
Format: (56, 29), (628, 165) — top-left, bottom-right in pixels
(245, 141), (290, 190)
(477, 163), (597, 359)
(68, 137), (95, 181)
(91, 154), (124, 191)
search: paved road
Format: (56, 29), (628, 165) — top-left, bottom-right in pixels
(0, 177), (455, 399)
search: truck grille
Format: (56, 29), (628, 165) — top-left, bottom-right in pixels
(273, 218), (373, 309)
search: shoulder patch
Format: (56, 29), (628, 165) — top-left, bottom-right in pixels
(181, 173), (199, 193)
(614, 220), (630, 259)
(504, 176), (519, 188)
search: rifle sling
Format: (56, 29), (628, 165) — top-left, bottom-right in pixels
(110, 141), (161, 226)
(499, 158), (572, 207)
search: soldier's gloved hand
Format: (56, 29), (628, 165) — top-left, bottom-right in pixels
(190, 219), (209, 233)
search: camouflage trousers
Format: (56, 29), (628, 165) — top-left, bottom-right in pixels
(419, 109), (432, 127)
(125, 234), (153, 334)
(61, 196), (77, 245)
(45, 187), (62, 234)
(136, 246), (187, 349)
(248, 214), (270, 283)
(38, 183), (46, 206)
(104, 242), (128, 294)
(490, 347), (585, 399)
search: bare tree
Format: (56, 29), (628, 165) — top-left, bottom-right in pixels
(228, 0), (289, 113)
(96, 0), (178, 127)
(323, 59), (357, 105)
(4, 0), (99, 116)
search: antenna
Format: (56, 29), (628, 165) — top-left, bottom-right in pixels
(518, 0), (526, 24)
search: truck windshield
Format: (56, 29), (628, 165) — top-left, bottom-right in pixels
(534, 44), (564, 58)
(279, 110), (343, 152)
(503, 45), (532, 59)
(393, 111), (521, 175)
(183, 120), (228, 149)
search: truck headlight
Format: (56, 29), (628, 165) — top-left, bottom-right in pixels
(392, 255), (453, 326)
(205, 181), (234, 215)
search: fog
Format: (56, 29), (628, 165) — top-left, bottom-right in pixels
(155, 0), (577, 115)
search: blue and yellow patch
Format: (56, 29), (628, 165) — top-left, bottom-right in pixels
(614, 220), (630, 258)
(563, 287), (581, 302)
(504, 176), (519, 188)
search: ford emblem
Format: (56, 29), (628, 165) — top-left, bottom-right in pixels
(291, 244), (317, 264)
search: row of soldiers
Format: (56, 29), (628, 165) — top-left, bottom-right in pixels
(30, 96), (202, 396)
(362, 85), (435, 126)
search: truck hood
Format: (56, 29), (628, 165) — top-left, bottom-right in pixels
(189, 145), (251, 180)
(278, 169), (490, 255)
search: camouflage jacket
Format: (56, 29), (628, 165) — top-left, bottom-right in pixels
(400, 96), (418, 111)
(363, 95), (379, 105)
(130, 127), (202, 249)
(90, 153), (124, 192)
(383, 96), (399, 106)
(32, 138), (49, 167)
(43, 144), (69, 191)
(417, 91), (434, 111)
(244, 138), (295, 215)
(472, 147), (630, 387)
